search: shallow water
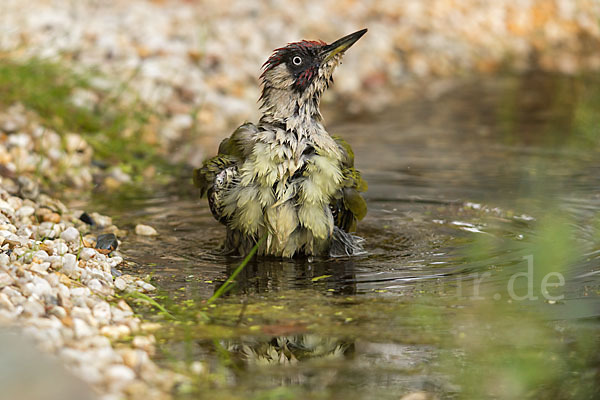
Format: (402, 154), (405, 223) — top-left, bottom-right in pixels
(89, 74), (600, 399)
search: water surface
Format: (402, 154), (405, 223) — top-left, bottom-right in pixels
(90, 73), (600, 399)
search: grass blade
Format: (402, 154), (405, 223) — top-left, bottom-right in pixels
(207, 237), (264, 304)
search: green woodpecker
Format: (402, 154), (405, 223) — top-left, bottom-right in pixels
(194, 29), (368, 257)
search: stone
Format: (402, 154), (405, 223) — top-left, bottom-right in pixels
(54, 242), (69, 255)
(135, 224), (158, 236)
(79, 247), (97, 261)
(95, 233), (118, 252)
(60, 227), (80, 243)
(73, 317), (95, 339)
(42, 212), (61, 223)
(61, 254), (78, 276)
(0, 272), (14, 288)
(33, 250), (49, 261)
(92, 301), (112, 325)
(139, 282), (156, 292)
(30, 262), (51, 274)
(132, 335), (155, 352)
(0, 253), (9, 267)
(31, 276), (53, 297)
(88, 278), (111, 296)
(16, 205), (35, 218)
(48, 305), (67, 319)
(79, 212), (96, 225)
(0, 292), (15, 310)
(100, 324), (131, 339)
(114, 277), (128, 291)
(104, 364), (136, 391)
(23, 297), (45, 317)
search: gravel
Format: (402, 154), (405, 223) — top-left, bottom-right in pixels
(0, 183), (181, 399)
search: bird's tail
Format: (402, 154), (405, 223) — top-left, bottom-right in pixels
(329, 226), (366, 257)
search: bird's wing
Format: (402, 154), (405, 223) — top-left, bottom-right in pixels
(330, 135), (368, 232)
(193, 123), (258, 222)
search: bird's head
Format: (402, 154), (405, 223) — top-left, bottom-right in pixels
(259, 29), (367, 124)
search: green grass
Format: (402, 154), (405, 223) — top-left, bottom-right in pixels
(0, 57), (173, 180)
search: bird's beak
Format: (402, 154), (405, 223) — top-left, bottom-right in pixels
(322, 28), (367, 62)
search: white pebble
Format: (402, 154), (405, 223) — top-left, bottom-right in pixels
(114, 277), (127, 291)
(93, 301), (112, 325)
(73, 318), (95, 339)
(33, 250), (49, 261)
(16, 205), (35, 218)
(62, 253), (78, 275)
(135, 224), (158, 236)
(80, 247), (97, 261)
(49, 305), (67, 319)
(140, 282), (156, 292)
(31, 276), (52, 297)
(23, 297), (45, 317)
(54, 242), (69, 255)
(100, 324), (131, 339)
(60, 227), (80, 242)
(88, 278), (111, 295)
(0, 272), (13, 288)
(104, 364), (136, 390)
(30, 262), (50, 274)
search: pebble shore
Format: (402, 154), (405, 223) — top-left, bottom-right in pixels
(0, 177), (179, 398)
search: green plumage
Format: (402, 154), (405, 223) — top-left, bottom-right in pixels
(192, 29), (369, 257)
(193, 125), (367, 257)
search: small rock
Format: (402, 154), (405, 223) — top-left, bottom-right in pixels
(33, 250), (49, 261)
(120, 348), (145, 369)
(100, 324), (131, 339)
(16, 205), (35, 218)
(0, 292), (14, 311)
(42, 212), (61, 223)
(31, 276), (52, 297)
(30, 262), (51, 274)
(48, 305), (67, 319)
(114, 277), (128, 291)
(135, 224), (158, 236)
(90, 213), (112, 228)
(87, 278), (111, 295)
(79, 212), (95, 225)
(79, 247), (97, 261)
(73, 318), (95, 339)
(62, 254), (78, 276)
(104, 364), (136, 390)
(23, 297), (45, 317)
(135, 281), (156, 292)
(54, 242), (69, 255)
(0, 272), (13, 288)
(0, 253), (9, 267)
(140, 322), (161, 333)
(132, 335), (155, 352)
(92, 301), (112, 325)
(95, 233), (118, 252)
(60, 227), (80, 243)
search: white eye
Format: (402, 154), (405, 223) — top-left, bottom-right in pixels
(292, 56), (302, 66)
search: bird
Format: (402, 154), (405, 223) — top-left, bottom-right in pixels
(193, 29), (368, 258)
